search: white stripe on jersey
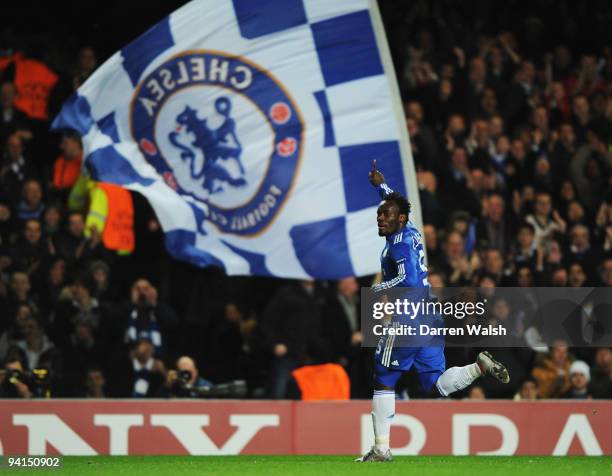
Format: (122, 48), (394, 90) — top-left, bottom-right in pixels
(372, 262), (406, 293)
(382, 333), (395, 366)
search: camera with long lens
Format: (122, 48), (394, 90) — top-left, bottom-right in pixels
(177, 370), (192, 385)
(31, 368), (52, 397)
(7, 368), (25, 385)
(193, 380), (247, 398)
(170, 369), (196, 397)
(170, 369), (247, 398)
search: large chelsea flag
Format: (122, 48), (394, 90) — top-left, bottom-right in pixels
(52, 0), (422, 279)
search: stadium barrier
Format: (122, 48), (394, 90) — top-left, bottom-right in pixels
(0, 400), (609, 456)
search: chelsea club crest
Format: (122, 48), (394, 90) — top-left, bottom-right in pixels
(130, 50), (304, 235)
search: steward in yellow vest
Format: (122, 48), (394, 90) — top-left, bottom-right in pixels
(69, 175), (135, 254)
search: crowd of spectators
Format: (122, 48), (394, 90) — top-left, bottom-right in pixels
(0, 0), (611, 400)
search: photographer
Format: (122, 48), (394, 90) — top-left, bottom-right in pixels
(163, 355), (212, 398)
(0, 357), (32, 398)
(9, 316), (62, 383)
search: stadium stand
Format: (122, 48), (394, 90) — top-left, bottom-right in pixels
(0, 0), (610, 402)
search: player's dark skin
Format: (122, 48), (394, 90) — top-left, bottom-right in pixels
(370, 159), (406, 391)
(370, 160), (407, 238)
(376, 201), (406, 237)
(369, 160), (442, 396)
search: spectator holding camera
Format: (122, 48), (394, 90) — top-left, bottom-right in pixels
(9, 316), (59, 373)
(122, 278), (178, 357)
(4, 317), (61, 397)
(163, 355), (213, 398)
(0, 356), (32, 398)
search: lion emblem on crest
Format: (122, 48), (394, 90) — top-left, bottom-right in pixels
(169, 96), (247, 194)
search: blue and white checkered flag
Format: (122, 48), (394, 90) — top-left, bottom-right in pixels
(52, 0), (422, 279)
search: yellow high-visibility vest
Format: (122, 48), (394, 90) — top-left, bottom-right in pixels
(83, 181), (134, 254)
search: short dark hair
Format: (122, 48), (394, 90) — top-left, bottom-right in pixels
(385, 192), (411, 218)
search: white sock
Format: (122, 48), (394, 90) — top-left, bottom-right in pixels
(435, 363), (482, 397)
(372, 390), (395, 451)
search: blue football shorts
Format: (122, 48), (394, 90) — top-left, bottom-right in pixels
(374, 339), (446, 391)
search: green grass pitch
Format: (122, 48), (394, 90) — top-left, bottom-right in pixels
(7, 456), (611, 475)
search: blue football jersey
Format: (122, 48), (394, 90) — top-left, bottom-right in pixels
(372, 183), (428, 293)
(371, 183), (443, 374)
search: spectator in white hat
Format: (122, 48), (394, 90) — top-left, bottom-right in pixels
(561, 360), (591, 399)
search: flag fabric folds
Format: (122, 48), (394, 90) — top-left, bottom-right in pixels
(52, 0), (422, 279)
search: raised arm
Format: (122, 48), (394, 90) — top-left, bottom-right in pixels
(369, 159), (394, 199)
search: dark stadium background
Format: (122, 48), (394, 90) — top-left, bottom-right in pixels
(4, 1), (612, 73)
